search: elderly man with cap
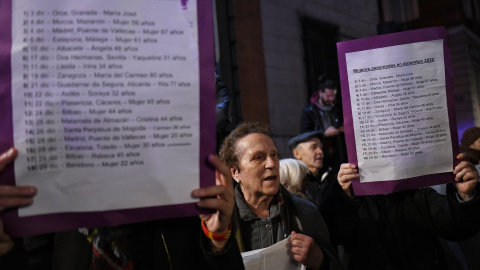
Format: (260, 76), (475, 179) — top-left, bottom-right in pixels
(288, 130), (337, 208)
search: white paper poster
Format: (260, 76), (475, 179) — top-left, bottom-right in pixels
(345, 40), (452, 183)
(10, 0), (201, 216)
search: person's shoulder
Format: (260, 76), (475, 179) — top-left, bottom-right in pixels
(291, 196), (325, 232)
(292, 195), (318, 212)
(302, 103), (315, 111)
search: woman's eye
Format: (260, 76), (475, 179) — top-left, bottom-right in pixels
(253, 155), (262, 160)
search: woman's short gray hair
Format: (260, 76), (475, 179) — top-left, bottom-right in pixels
(279, 158), (309, 192)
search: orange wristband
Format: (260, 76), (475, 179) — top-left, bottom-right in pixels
(201, 219), (232, 242)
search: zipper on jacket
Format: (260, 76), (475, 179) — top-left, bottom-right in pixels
(160, 228), (173, 270)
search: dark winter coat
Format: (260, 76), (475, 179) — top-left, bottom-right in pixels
(235, 185), (344, 270)
(320, 181), (480, 270)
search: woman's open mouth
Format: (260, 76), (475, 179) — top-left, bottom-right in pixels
(264, 175), (277, 181)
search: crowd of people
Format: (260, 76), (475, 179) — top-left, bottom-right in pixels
(2, 120), (480, 269)
(1, 76), (480, 269)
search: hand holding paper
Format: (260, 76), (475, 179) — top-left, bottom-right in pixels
(0, 149), (37, 212)
(0, 148), (18, 172)
(289, 231), (324, 270)
(454, 153), (479, 200)
(337, 27), (459, 195)
(337, 163), (358, 197)
(0, 148), (36, 255)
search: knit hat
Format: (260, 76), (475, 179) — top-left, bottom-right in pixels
(460, 127), (480, 146)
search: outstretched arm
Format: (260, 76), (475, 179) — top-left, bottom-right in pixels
(191, 154), (235, 250)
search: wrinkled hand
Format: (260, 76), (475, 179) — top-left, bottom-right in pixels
(289, 231), (324, 270)
(338, 163), (358, 197)
(0, 148), (37, 256)
(191, 154), (235, 249)
(454, 153), (479, 201)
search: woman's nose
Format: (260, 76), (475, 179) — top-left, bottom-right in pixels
(265, 157), (276, 168)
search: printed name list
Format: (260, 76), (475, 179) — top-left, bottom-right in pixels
(11, 0), (201, 216)
(346, 40), (453, 183)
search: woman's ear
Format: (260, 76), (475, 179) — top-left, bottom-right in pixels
(231, 167), (240, 183)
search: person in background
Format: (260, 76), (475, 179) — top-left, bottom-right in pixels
(459, 126), (480, 173)
(219, 122), (343, 270)
(0, 147), (245, 270)
(300, 77), (346, 174)
(289, 130), (336, 208)
(320, 154), (480, 270)
(279, 158), (311, 201)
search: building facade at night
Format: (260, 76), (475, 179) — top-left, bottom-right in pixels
(214, 0), (480, 157)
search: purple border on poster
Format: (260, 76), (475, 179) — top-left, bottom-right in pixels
(337, 27), (458, 196)
(0, 0), (216, 237)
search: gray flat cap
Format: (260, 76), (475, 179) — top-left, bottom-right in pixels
(288, 130), (324, 150)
